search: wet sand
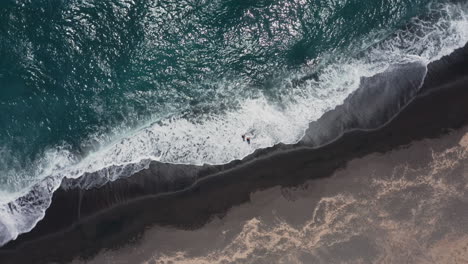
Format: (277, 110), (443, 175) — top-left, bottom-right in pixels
(0, 44), (468, 263)
(75, 126), (468, 264)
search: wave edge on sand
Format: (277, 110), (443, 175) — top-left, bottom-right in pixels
(1, 1), (468, 250)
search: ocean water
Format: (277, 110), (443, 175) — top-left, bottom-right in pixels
(0, 0), (468, 246)
(77, 127), (468, 264)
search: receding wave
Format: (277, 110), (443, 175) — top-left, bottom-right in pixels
(0, 1), (468, 247)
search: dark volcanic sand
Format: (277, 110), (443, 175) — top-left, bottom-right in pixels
(76, 125), (468, 264)
(0, 43), (468, 263)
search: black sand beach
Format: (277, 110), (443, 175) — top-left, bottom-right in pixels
(75, 123), (468, 263)
(1, 43), (468, 264)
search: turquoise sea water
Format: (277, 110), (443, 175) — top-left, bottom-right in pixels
(0, 0), (436, 170)
(0, 0), (467, 246)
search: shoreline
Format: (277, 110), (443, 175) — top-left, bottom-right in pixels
(1, 43), (468, 263)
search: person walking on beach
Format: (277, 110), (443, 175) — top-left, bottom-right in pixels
(241, 134), (251, 144)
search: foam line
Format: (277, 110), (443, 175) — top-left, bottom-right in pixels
(0, 1), (467, 247)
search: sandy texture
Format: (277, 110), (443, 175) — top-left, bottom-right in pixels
(2, 42), (468, 264)
(76, 127), (468, 264)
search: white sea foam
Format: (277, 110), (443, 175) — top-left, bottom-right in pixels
(0, 1), (467, 247)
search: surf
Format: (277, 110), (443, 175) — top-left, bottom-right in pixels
(1, 0), (468, 247)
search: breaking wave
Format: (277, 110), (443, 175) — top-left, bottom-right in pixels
(0, 1), (468, 247)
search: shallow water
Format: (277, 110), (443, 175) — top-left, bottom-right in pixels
(76, 127), (468, 264)
(1, 0), (468, 246)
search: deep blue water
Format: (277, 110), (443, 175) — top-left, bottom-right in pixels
(0, 0), (467, 246)
(0, 0), (432, 170)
